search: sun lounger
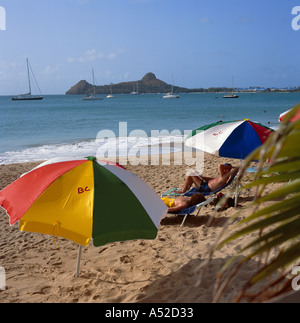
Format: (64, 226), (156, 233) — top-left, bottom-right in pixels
(161, 173), (237, 198)
(167, 196), (215, 227)
(161, 174), (238, 226)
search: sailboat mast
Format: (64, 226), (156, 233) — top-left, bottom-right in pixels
(92, 69), (96, 95)
(26, 58), (32, 95)
(11, 58), (43, 100)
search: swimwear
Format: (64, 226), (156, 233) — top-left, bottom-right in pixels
(199, 181), (212, 193)
(161, 197), (176, 208)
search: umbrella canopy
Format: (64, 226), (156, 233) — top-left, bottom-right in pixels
(0, 156), (167, 247)
(279, 108), (300, 122)
(185, 119), (274, 159)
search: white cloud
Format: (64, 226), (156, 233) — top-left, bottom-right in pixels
(107, 53), (117, 60)
(9, 61), (23, 69)
(0, 60), (22, 70)
(44, 64), (63, 75)
(0, 60), (23, 80)
(67, 49), (126, 63)
(101, 70), (132, 84)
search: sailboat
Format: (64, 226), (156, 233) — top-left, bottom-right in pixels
(81, 69), (103, 100)
(131, 82), (139, 95)
(163, 75), (180, 98)
(223, 76), (239, 99)
(106, 83), (114, 98)
(12, 58), (43, 101)
(162, 84), (180, 99)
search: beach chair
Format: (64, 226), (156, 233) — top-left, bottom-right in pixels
(161, 173), (237, 198)
(168, 196), (215, 227)
(161, 174), (238, 226)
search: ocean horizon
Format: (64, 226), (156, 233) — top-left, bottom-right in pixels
(1, 92), (300, 165)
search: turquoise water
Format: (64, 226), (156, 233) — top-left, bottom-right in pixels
(1, 92), (299, 164)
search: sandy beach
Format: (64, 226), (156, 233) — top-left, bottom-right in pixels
(0, 152), (284, 303)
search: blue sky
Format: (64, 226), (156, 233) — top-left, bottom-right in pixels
(0, 0), (299, 94)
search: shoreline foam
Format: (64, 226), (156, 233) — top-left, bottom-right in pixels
(0, 135), (185, 165)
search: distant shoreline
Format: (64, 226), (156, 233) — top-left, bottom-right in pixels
(64, 89), (300, 96)
(0, 92), (299, 98)
(65, 72), (300, 95)
(1, 90), (299, 97)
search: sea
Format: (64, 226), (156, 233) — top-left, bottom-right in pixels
(1, 92), (300, 165)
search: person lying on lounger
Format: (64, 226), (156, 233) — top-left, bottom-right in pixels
(175, 163), (238, 194)
(161, 193), (206, 213)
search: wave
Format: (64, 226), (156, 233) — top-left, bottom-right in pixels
(0, 135), (185, 165)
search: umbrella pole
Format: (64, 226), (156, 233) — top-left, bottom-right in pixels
(234, 159), (242, 207)
(75, 245), (83, 278)
(234, 180), (239, 207)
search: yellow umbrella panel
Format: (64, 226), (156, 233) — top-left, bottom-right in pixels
(20, 161), (94, 246)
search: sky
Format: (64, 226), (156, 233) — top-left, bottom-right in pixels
(0, 0), (299, 95)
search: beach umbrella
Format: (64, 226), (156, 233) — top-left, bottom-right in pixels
(279, 109), (291, 122)
(185, 119), (274, 160)
(0, 156), (167, 277)
(279, 108), (300, 122)
(185, 119), (274, 206)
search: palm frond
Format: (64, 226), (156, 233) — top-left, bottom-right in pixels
(213, 103), (300, 302)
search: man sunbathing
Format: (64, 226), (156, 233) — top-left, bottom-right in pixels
(175, 163), (238, 194)
(161, 193), (206, 213)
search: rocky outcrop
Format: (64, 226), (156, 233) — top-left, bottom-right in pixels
(66, 80), (93, 95)
(65, 73), (188, 95)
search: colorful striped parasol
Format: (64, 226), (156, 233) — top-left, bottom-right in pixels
(0, 156), (167, 276)
(279, 107), (300, 122)
(185, 119), (274, 160)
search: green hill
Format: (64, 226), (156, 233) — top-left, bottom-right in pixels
(65, 72), (188, 95)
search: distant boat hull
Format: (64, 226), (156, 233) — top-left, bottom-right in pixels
(12, 95), (43, 101)
(162, 93), (180, 99)
(223, 94), (239, 99)
(81, 95), (103, 101)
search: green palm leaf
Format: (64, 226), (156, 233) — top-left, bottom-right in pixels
(250, 242), (300, 284)
(214, 103), (300, 302)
